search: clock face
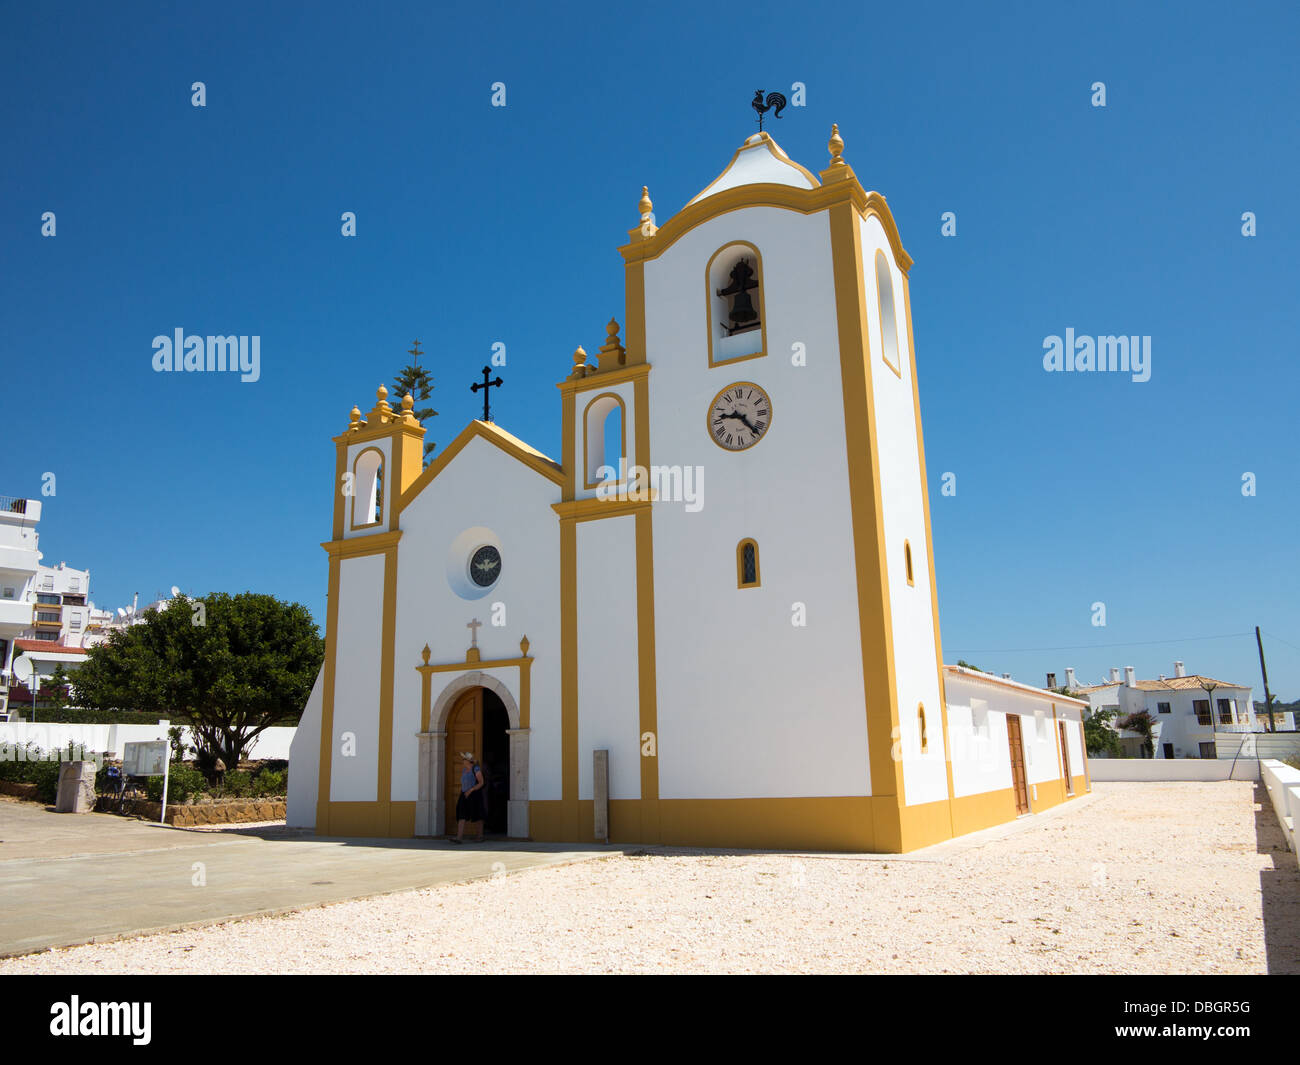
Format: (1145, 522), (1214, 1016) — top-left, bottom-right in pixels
(469, 545), (501, 587)
(708, 381), (771, 451)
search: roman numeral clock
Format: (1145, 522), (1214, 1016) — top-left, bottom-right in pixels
(708, 381), (771, 450)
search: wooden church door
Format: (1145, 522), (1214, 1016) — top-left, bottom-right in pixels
(1059, 722), (1074, 795)
(445, 688), (483, 834)
(1006, 714), (1030, 815)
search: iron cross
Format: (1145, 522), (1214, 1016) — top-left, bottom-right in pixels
(470, 365), (503, 421)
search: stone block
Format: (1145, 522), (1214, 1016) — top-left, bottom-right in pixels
(55, 761), (97, 813)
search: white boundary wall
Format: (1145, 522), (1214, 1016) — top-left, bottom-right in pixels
(0, 721), (297, 762)
(1261, 759), (1300, 869)
(1090, 758), (1259, 782)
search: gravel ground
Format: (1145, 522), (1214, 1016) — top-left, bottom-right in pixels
(5, 781), (1297, 974)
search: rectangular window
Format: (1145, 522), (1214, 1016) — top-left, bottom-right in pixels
(1157, 702), (1171, 714)
(36, 593), (59, 605)
(1217, 698), (1233, 725)
(68, 615), (82, 631)
(1199, 741), (1217, 759)
(1193, 700), (1212, 727)
(2, 587), (13, 599)
(35, 611), (60, 623)
(33, 630), (58, 641)
(1162, 743), (1174, 759)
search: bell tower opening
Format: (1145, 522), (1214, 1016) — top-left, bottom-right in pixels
(707, 241), (767, 365)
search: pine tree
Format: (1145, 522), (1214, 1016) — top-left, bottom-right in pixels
(392, 339), (438, 463)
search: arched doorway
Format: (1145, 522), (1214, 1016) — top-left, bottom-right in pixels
(443, 686), (511, 836)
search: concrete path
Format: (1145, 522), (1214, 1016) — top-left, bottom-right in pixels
(0, 798), (617, 957)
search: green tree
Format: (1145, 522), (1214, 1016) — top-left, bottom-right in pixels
(956, 660), (984, 672)
(392, 339), (437, 463)
(1084, 706), (1122, 757)
(46, 664), (72, 711)
(72, 593), (323, 779)
(1117, 710), (1155, 759)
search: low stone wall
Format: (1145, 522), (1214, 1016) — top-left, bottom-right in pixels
(94, 797), (286, 826)
(1089, 758), (1258, 781)
(1260, 759), (1300, 870)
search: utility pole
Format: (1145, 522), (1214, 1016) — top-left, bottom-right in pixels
(1256, 626), (1275, 733)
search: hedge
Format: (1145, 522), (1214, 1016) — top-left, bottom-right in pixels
(0, 742), (108, 804)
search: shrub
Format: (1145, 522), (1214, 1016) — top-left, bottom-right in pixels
(253, 768), (287, 797)
(0, 742), (102, 804)
(220, 769), (253, 798)
(144, 764), (206, 805)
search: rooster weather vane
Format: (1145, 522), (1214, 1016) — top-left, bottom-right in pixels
(751, 89), (786, 132)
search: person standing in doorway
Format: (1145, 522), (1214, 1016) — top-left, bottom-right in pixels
(454, 752), (485, 843)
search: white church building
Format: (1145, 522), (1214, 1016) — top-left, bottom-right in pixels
(287, 126), (1089, 851)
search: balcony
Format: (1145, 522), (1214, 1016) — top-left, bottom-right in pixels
(0, 600), (33, 628)
(0, 497), (40, 524)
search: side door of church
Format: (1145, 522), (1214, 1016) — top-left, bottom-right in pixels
(445, 688), (483, 834)
(1006, 713), (1030, 815)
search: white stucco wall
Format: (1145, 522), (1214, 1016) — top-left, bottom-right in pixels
(860, 214), (946, 807)
(575, 514), (641, 800)
(287, 669), (322, 825)
(643, 204), (872, 800)
(329, 552), (385, 801)
(390, 434), (562, 803)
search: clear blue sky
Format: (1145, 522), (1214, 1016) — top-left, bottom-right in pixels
(3, 1), (1297, 699)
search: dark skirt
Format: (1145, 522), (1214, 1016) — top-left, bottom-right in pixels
(456, 789), (484, 822)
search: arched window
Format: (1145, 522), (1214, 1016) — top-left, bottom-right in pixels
(707, 242), (767, 366)
(918, 704), (928, 753)
(904, 540), (914, 586)
(583, 392), (626, 489)
(736, 538), (760, 588)
(875, 249), (901, 377)
(352, 448), (384, 529)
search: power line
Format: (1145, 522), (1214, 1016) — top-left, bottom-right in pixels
(1262, 631), (1300, 657)
(946, 632), (1253, 655)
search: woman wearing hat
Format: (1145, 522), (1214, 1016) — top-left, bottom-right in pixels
(453, 752), (485, 843)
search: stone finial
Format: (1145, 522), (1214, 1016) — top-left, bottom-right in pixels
(348, 405), (362, 430)
(598, 318), (627, 368)
(637, 185), (657, 238)
(377, 383), (389, 404)
(401, 392), (414, 413)
(828, 123), (845, 166)
(421, 643), (431, 665)
(569, 345), (592, 379)
(520, 635), (530, 657)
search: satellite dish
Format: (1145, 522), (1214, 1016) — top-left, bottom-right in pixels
(170, 586), (180, 598)
(12, 656), (34, 682)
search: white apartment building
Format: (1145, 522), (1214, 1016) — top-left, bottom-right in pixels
(1066, 660), (1257, 759)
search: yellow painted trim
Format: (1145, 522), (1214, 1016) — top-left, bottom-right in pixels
(561, 388), (576, 501)
(581, 391), (628, 490)
(556, 361), (652, 395)
(706, 241), (768, 368)
(350, 446), (386, 531)
(321, 529), (402, 559)
(623, 259), (647, 367)
(417, 653), (532, 731)
(873, 249), (903, 379)
(736, 538), (761, 588)
(687, 132), (821, 206)
(901, 269), (956, 825)
(416, 654), (534, 677)
(376, 545), (398, 805)
(399, 420), (564, 511)
(828, 198), (902, 834)
(552, 496), (652, 523)
(633, 371), (658, 826)
(621, 181), (913, 278)
(706, 380), (772, 452)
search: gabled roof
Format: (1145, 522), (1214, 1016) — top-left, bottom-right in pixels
(943, 664), (1089, 708)
(687, 132), (820, 205)
(399, 419), (563, 510)
(1075, 674), (1249, 694)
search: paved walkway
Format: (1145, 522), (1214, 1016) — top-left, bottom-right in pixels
(0, 799), (616, 957)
